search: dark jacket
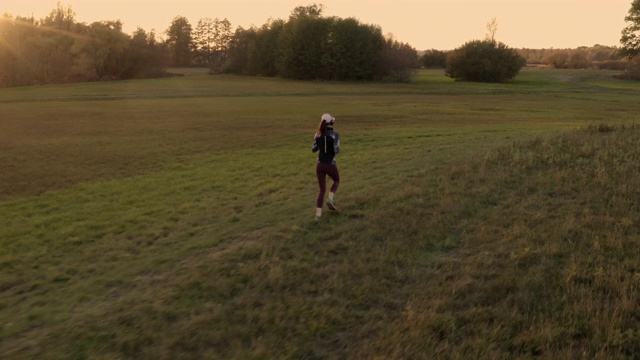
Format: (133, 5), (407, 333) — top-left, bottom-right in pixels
(312, 128), (340, 164)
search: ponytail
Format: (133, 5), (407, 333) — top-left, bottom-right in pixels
(317, 120), (327, 135)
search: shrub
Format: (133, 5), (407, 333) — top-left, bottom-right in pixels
(446, 40), (526, 82)
(544, 50), (592, 69)
(595, 60), (629, 71)
(544, 51), (569, 69)
(567, 52), (590, 69)
(623, 55), (640, 80)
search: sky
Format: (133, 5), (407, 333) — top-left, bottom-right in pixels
(2, 0), (633, 50)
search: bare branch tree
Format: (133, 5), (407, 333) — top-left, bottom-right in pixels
(485, 17), (498, 42)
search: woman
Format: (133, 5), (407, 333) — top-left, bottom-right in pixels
(312, 113), (341, 220)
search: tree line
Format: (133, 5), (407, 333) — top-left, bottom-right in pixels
(221, 4), (418, 81)
(0, 3), (168, 87)
(0, 3), (418, 87)
(421, 45), (626, 70)
(3, 1), (640, 87)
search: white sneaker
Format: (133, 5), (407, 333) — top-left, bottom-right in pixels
(327, 198), (337, 211)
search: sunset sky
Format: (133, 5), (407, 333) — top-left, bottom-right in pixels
(3, 0), (633, 50)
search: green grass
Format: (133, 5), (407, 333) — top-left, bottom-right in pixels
(1, 68), (640, 359)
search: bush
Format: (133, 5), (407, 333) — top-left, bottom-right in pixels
(567, 52), (590, 69)
(595, 60), (629, 71)
(446, 40), (526, 82)
(623, 56), (640, 80)
(544, 51), (569, 69)
(543, 50), (592, 69)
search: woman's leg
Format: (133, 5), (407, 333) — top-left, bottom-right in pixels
(326, 165), (340, 210)
(328, 165), (340, 194)
(316, 163), (327, 209)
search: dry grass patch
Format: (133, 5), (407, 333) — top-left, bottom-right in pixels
(371, 124), (640, 358)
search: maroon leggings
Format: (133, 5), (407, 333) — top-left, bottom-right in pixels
(316, 163), (340, 208)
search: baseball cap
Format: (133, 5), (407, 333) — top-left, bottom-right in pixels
(321, 113), (335, 125)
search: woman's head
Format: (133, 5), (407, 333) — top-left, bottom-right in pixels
(318, 113), (335, 133)
(321, 113), (335, 126)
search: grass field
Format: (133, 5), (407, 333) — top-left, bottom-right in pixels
(1, 68), (640, 359)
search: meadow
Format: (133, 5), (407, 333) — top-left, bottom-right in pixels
(1, 68), (640, 359)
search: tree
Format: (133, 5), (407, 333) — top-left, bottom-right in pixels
(126, 27), (168, 78)
(0, 4), (171, 87)
(223, 26), (257, 74)
(567, 51), (589, 69)
(2, 6), (83, 85)
(41, 1), (76, 31)
(165, 16), (193, 67)
(624, 55), (640, 79)
(289, 3), (324, 19)
(321, 17), (384, 81)
(544, 51), (569, 68)
(376, 35), (419, 82)
(485, 17), (498, 42)
(221, 4), (417, 82)
(32, 19), (78, 83)
(620, 0), (640, 59)
(191, 17), (233, 69)
(421, 49), (448, 68)
(82, 21), (130, 80)
(192, 18), (214, 66)
(620, 0), (640, 79)
(0, 14), (37, 86)
(247, 19), (285, 76)
(210, 18), (233, 71)
(446, 40), (526, 82)
(278, 14), (331, 79)
(275, 2), (328, 79)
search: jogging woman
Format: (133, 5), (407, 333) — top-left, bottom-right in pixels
(312, 113), (340, 220)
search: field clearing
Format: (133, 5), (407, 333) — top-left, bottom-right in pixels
(1, 68), (640, 358)
(2, 68), (636, 201)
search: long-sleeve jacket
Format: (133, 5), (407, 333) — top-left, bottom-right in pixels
(312, 128), (340, 164)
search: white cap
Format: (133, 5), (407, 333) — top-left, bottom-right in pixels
(321, 113), (335, 125)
